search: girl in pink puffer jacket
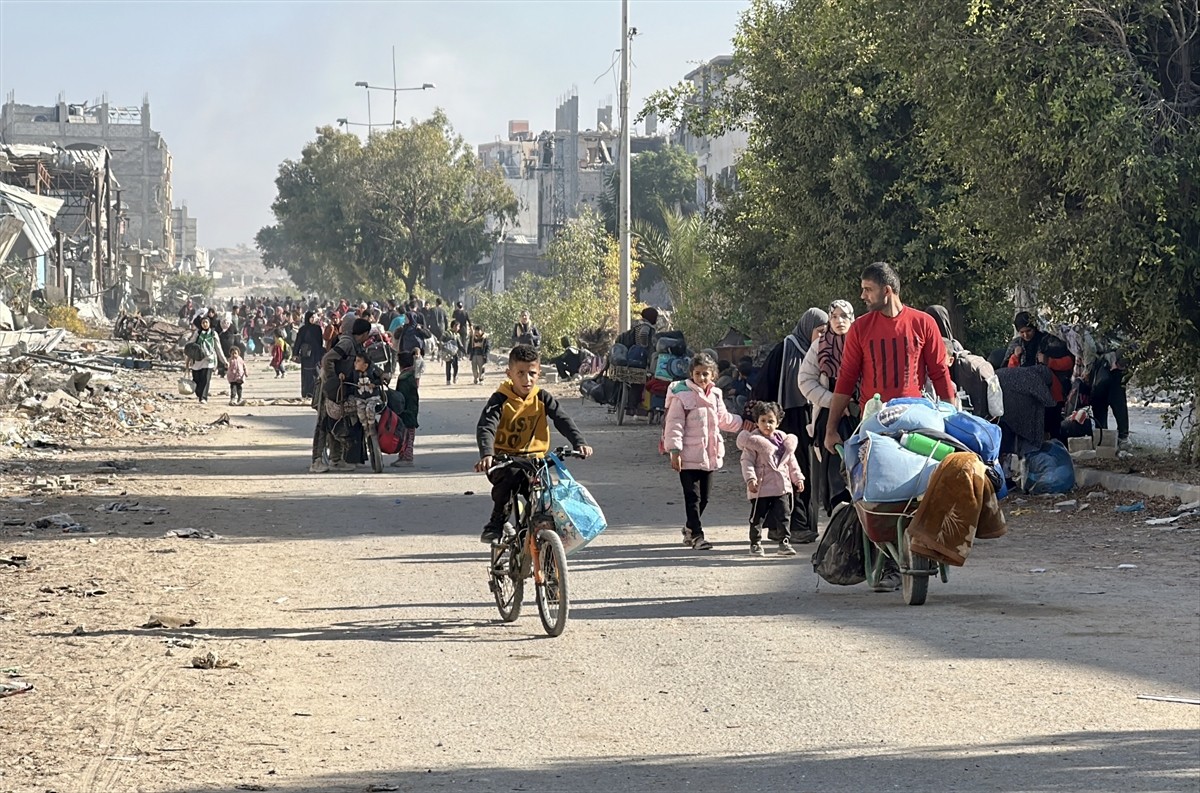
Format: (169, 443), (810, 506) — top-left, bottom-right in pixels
(736, 401), (806, 556)
(662, 353), (746, 550)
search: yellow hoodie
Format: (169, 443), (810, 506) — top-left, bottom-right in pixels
(476, 380), (586, 457)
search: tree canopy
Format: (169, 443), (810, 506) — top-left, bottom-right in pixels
(600, 143), (699, 235)
(646, 0), (1198, 453)
(470, 209), (639, 356)
(256, 112), (518, 299)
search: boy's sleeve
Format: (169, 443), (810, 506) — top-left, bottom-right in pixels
(476, 392), (507, 457)
(539, 391), (587, 449)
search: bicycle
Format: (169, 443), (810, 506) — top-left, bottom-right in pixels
(486, 447), (585, 636)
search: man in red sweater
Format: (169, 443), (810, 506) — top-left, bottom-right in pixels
(822, 262), (956, 455)
(823, 262), (956, 592)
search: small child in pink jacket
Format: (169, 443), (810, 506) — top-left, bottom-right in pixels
(663, 353), (745, 550)
(736, 401), (806, 556)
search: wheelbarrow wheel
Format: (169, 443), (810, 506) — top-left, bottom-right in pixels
(901, 533), (931, 606)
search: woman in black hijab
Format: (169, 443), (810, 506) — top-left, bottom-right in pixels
(294, 310), (325, 399)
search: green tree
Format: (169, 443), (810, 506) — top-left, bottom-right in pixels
(470, 209), (637, 356)
(257, 114), (518, 299)
(634, 205), (744, 348)
(600, 143), (699, 236)
(886, 0), (1199, 454)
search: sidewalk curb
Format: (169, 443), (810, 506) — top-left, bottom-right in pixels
(1075, 466), (1200, 503)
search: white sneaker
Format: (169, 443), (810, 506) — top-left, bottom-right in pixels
(308, 460), (330, 474)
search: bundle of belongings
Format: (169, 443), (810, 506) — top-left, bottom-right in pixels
(843, 397), (1007, 568)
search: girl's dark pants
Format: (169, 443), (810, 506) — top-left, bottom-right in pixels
(445, 357), (459, 383)
(679, 469), (712, 537)
(749, 494), (790, 545)
(230, 381), (243, 402)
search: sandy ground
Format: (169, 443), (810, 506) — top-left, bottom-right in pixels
(1, 361), (1198, 793)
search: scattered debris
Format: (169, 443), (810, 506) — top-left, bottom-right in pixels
(191, 651), (240, 670)
(94, 501), (167, 514)
(0, 554), (28, 567)
(0, 680), (33, 698)
(1117, 563), (1138, 570)
(142, 614), (198, 629)
(1146, 515), (1185, 526)
(161, 637), (195, 648)
(1029, 568), (1047, 574)
(163, 528), (219, 539)
(1137, 694), (1200, 706)
(368, 785), (402, 792)
(1054, 500), (1078, 509)
(209, 413), (231, 426)
(32, 513), (88, 533)
(1114, 501), (1145, 513)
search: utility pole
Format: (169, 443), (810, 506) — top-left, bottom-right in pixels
(618, 0), (632, 331)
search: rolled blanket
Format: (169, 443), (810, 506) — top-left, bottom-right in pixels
(906, 452), (1006, 566)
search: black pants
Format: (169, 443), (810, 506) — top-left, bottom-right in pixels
(812, 407), (856, 517)
(445, 357), (459, 383)
(1090, 370), (1129, 438)
(300, 366), (318, 399)
(781, 406), (816, 538)
(486, 465), (531, 528)
(191, 368), (212, 402)
(679, 469), (712, 536)
(230, 381), (243, 402)
(749, 494), (791, 545)
(312, 395), (329, 462)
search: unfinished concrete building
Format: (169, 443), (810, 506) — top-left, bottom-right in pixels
(1, 93), (174, 267)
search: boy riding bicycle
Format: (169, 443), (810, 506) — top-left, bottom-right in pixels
(475, 344), (593, 543)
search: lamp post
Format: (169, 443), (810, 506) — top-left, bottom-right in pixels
(618, 0), (632, 332)
(355, 81), (436, 128)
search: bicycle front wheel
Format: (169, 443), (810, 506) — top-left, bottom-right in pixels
(490, 542), (524, 622)
(534, 529), (569, 636)
(367, 428), (383, 473)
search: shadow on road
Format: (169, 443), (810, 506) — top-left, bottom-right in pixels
(157, 728), (1200, 792)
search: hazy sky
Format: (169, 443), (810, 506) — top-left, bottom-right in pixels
(0, 0), (748, 249)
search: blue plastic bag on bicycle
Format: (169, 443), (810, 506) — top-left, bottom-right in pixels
(544, 454), (608, 555)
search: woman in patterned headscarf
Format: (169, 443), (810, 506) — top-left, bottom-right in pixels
(799, 299), (857, 515)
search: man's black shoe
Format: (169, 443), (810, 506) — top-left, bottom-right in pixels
(480, 526), (503, 544)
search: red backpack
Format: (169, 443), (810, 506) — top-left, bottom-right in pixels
(376, 408), (404, 454)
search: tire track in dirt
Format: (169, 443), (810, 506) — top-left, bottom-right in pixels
(76, 655), (166, 793)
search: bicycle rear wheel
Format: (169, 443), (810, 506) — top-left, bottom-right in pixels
(534, 529), (569, 636)
(489, 542), (523, 622)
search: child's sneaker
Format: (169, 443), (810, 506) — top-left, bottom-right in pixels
(691, 535), (713, 551)
(750, 543), (765, 557)
(777, 538), (797, 556)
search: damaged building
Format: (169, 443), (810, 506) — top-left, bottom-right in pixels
(1, 93), (174, 266)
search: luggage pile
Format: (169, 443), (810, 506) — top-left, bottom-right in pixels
(843, 396), (1008, 567)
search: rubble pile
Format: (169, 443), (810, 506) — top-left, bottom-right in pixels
(0, 356), (223, 453)
(112, 314), (190, 360)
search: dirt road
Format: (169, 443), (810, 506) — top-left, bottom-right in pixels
(2, 363), (1198, 792)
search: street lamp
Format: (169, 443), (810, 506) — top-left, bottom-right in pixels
(355, 81), (436, 127)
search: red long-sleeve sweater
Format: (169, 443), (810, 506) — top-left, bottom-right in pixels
(833, 307), (955, 407)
